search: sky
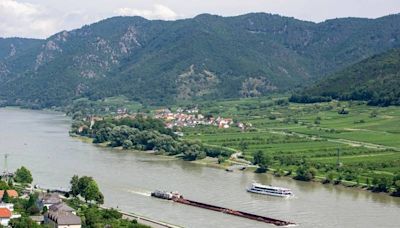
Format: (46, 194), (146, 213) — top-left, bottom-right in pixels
(1, 0), (400, 39)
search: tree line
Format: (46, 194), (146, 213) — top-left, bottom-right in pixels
(73, 116), (233, 161)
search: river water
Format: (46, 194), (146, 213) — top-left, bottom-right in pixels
(1, 108), (399, 228)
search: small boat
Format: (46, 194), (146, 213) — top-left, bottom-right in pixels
(247, 183), (294, 198)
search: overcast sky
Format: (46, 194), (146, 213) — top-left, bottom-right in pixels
(1, 0), (400, 39)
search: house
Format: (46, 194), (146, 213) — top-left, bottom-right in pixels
(45, 202), (81, 228)
(45, 211), (81, 228)
(39, 193), (62, 209)
(0, 203), (14, 211)
(0, 190), (18, 201)
(49, 202), (76, 215)
(0, 208), (11, 226)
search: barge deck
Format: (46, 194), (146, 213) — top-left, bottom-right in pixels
(151, 190), (295, 226)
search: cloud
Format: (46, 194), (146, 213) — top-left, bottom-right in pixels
(0, 0), (58, 38)
(115, 4), (178, 20)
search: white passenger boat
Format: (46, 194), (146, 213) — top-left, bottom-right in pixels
(247, 183), (294, 198)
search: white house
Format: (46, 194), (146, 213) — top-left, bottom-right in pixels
(0, 208), (11, 226)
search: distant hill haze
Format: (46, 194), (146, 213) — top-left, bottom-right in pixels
(1, 13), (400, 107)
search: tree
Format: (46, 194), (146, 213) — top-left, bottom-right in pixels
(253, 150), (272, 173)
(294, 166), (316, 181)
(70, 176), (104, 204)
(14, 166), (33, 184)
(9, 216), (41, 228)
(78, 176), (94, 194)
(70, 175), (80, 197)
(0, 181), (9, 190)
(69, 175), (80, 197)
(371, 176), (392, 192)
(82, 181), (104, 204)
(393, 180), (400, 197)
(2, 190), (10, 203)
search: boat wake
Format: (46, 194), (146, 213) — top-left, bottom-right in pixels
(125, 188), (152, 197)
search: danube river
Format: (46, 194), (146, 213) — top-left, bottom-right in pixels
(1, 108), (399, 227)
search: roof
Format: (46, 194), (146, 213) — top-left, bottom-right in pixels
(0, 190), (19, 199)
(46, 211), (81, 225)
(49, 203), (75, 213)
(0, 208), (11, 218)
(41, 193), (61, 204)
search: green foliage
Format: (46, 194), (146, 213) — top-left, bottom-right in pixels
(9, 216), (42, 228)
(14, 166), (33, 184)
(294, 165), (317, 181)
(70, 203), (150, 228)
(2, 14), (400, 107)
(292, 48), (400, 106)
(253, 150), (272, 173)
(371, 175), (392, 192)
(0, 180), (9, 190)
(2, 190), (10, 203)
(70, 175), (80, 197)
(75, 114), (232, 161)
(324, 171), (336, 183)
(70, 176), (104, 204)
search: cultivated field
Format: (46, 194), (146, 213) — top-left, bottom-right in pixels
(182, 97), (400, 183)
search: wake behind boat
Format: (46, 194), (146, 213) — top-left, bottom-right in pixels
(247, 183), (294, 198)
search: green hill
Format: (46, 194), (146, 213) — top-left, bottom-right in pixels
(290, 48), (400, 106)
(1, 13), (400, 107)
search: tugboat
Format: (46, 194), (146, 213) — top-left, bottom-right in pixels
(247, 183), (294, 198)
(151, 190), (182, 200)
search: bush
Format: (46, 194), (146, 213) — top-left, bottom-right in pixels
(294, 166), (317, 181)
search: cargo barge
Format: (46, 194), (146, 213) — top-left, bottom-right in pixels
(151, 190), (295, 226)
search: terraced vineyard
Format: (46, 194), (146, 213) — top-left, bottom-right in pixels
(182, 97), (400, 187)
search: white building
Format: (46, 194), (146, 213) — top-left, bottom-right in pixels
(0, 208), (11, 226)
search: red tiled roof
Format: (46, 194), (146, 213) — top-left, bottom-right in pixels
(6, 190), (18, 198)
(0, 208), (11, 218)
(0, 190), (19, 199)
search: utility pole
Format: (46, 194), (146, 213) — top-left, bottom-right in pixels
(336, 148), (340, 168)
(2, 154), (9, 181)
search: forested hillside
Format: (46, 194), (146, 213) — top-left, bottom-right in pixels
(1, 13), (400, 107)
(290, 48), (400, 106)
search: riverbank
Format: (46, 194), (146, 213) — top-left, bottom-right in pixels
(2, 107), (400, 228)
(71, 133), (399, 198)
(34, 183), (182, 228)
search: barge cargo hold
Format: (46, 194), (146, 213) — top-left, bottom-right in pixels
(151, 190), (295, 227)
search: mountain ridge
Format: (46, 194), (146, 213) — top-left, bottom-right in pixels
(290, 48), (400, 106)
(1, 12), (400, 107)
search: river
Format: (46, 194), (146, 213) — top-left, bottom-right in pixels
(1, 108), (399, 228)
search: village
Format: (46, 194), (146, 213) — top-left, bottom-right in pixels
(0, 162), (179, 228)
(0, 172), (81, 227)
(153, 107), (235, 129)
(77, 106), (251, 134)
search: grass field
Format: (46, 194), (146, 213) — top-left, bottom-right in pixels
(180, 97), (400, 184)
